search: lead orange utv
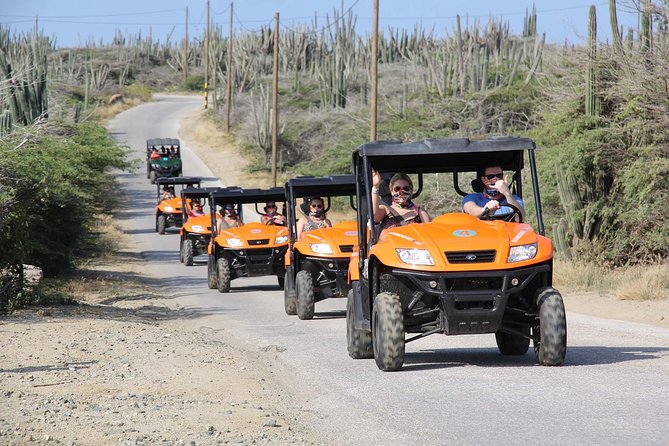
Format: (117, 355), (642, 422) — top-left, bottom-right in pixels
(346, 137), (567, 371)
(155, 177), (201, 234)
(206, 187), (289, 293)
(283, 175), (358, 319)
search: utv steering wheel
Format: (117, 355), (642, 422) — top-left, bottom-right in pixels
(480, 203), (524, 223)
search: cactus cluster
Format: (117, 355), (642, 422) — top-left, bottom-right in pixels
(0, 27), (50, 131)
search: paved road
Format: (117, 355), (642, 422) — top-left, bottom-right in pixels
(108, 95), (669, 446)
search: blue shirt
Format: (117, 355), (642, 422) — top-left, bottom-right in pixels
(462, 193), (524, 216)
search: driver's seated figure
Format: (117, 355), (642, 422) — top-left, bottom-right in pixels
(462, 165), (525, 221)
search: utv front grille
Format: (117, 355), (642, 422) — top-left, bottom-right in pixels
(339, 244), (354, 253)
(445, 250), (496, 264)
(248, 239), (269, 245)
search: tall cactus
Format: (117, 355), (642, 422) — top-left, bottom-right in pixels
(640, 0), (652, 52)
(609, 0), (623, 56)
(585, 5), (598, 117)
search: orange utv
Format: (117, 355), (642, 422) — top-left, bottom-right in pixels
(179, 186), (236, 266)
(347, 137), (567, 371)
(206, 187), (289, 293)
(155, 177), (201, 234)
(283, 175), (358, 319)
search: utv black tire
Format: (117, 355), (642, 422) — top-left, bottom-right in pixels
(207, 255), (218, 289)
(146, 164), (151, 179)
(157, 214), (166, 235)
(295, 270), (315, 320)
(284, 271), (297, 315)
(149, 170), (157, 184)
(372, 292), (405, 371)
(346, 290), (373, 359)
(182, 239), (194, 266)
(179, 240), (184, 263)
(534, 288), (567, 366)
(277, 274), (285, 290)
(496, 326), (531, 355)
(216, 257), (231, 293)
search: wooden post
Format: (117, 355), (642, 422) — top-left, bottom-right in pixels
(271, 12), (279, 186)
(225, 1), (234, 133)
(204, 0), (210, 109)
(184, 6), (189, 83)
(370, 0), (379, 141)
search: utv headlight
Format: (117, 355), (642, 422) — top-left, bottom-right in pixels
(191, 225), (205, 233)
(396, 248), (434, 266)
(508, 243), (538, 263)
(164, 206), (174, 212)
(310, 243), (333, 254)
(275, 235), (288, 244)
(226, 238), (243, 247)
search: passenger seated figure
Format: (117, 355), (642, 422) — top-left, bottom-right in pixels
(261, 201), (286, 226)
(296, 197), (332, 239)
(371, 170), (430, 231)
(462, 166), (525, 221)
(188, 200), (205, 217)
(149, 147), (160, 159)
(161, 186), (175, 201)
(217, 204), (243, 231)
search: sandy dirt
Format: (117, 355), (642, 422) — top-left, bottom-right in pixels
(1, 105), (667, 445)
(0, 250), (329, 445)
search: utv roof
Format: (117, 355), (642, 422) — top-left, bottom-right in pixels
(147, 138), (180, 147)
(210, 187), (286, 206)
(181, 186), (234, 199)
(285, 175), (356, 198)
(156, 176), (201, 186)
(353, 136), (536, 173)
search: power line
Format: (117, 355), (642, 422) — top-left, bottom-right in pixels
(0, 8), (183, 19)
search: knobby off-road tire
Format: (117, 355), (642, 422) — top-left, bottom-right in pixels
(179, 240), (184, 263)
(182, 239), (194, 266)
(372, 292), (405, 371)
(146, 164), (151, 179)
(149, 170), (157, 184)
(295, 270), (315, 320)
(534, 288), (567, 366)
(346, 290), (373, 359)
(216, 257), (231, 293)
(207, 256), (218, 289)
(157, 214), (167, 235)
(284, 271), (297, 315)
(496, 326), (531, 355)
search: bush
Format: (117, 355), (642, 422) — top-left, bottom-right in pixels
(0, 123), (127, 276)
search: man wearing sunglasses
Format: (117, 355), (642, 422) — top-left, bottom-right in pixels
(261, 201), (286, 226)
(462, 166), (525, 221)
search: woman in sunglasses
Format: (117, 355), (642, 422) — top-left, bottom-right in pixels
(296, 197), (332, 239)
(372, 170), (431, 231)
(261, 201), (286, 226)
(462, 166), (525, 221)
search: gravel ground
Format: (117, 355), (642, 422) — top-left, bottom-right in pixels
(0, 253), (329, 446)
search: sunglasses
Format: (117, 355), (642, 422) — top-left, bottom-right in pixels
(485, 173), (504, 180)
(310, 204), (323, 209)
(392, 185), (412, 193)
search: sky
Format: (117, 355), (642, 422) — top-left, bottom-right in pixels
(1, 0), (641, 48)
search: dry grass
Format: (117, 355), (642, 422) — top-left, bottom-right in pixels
(614, 264), (669, 301)
(554, 258), (669, 301)
(94, 97), (144, 121)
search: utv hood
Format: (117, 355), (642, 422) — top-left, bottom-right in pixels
(371, 213), (551, 272)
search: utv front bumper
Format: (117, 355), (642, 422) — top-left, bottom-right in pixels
(381, 263), (551, 336)
(224, 245), (288, 278)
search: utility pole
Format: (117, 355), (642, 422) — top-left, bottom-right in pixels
(34, 15), (38, 37)
(271, 12), (279, 187)
(225, 1), (234, 133)
(370, 0), (379, 141)
(204, 0), (210, 109)
(184, 6), (189, 83)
